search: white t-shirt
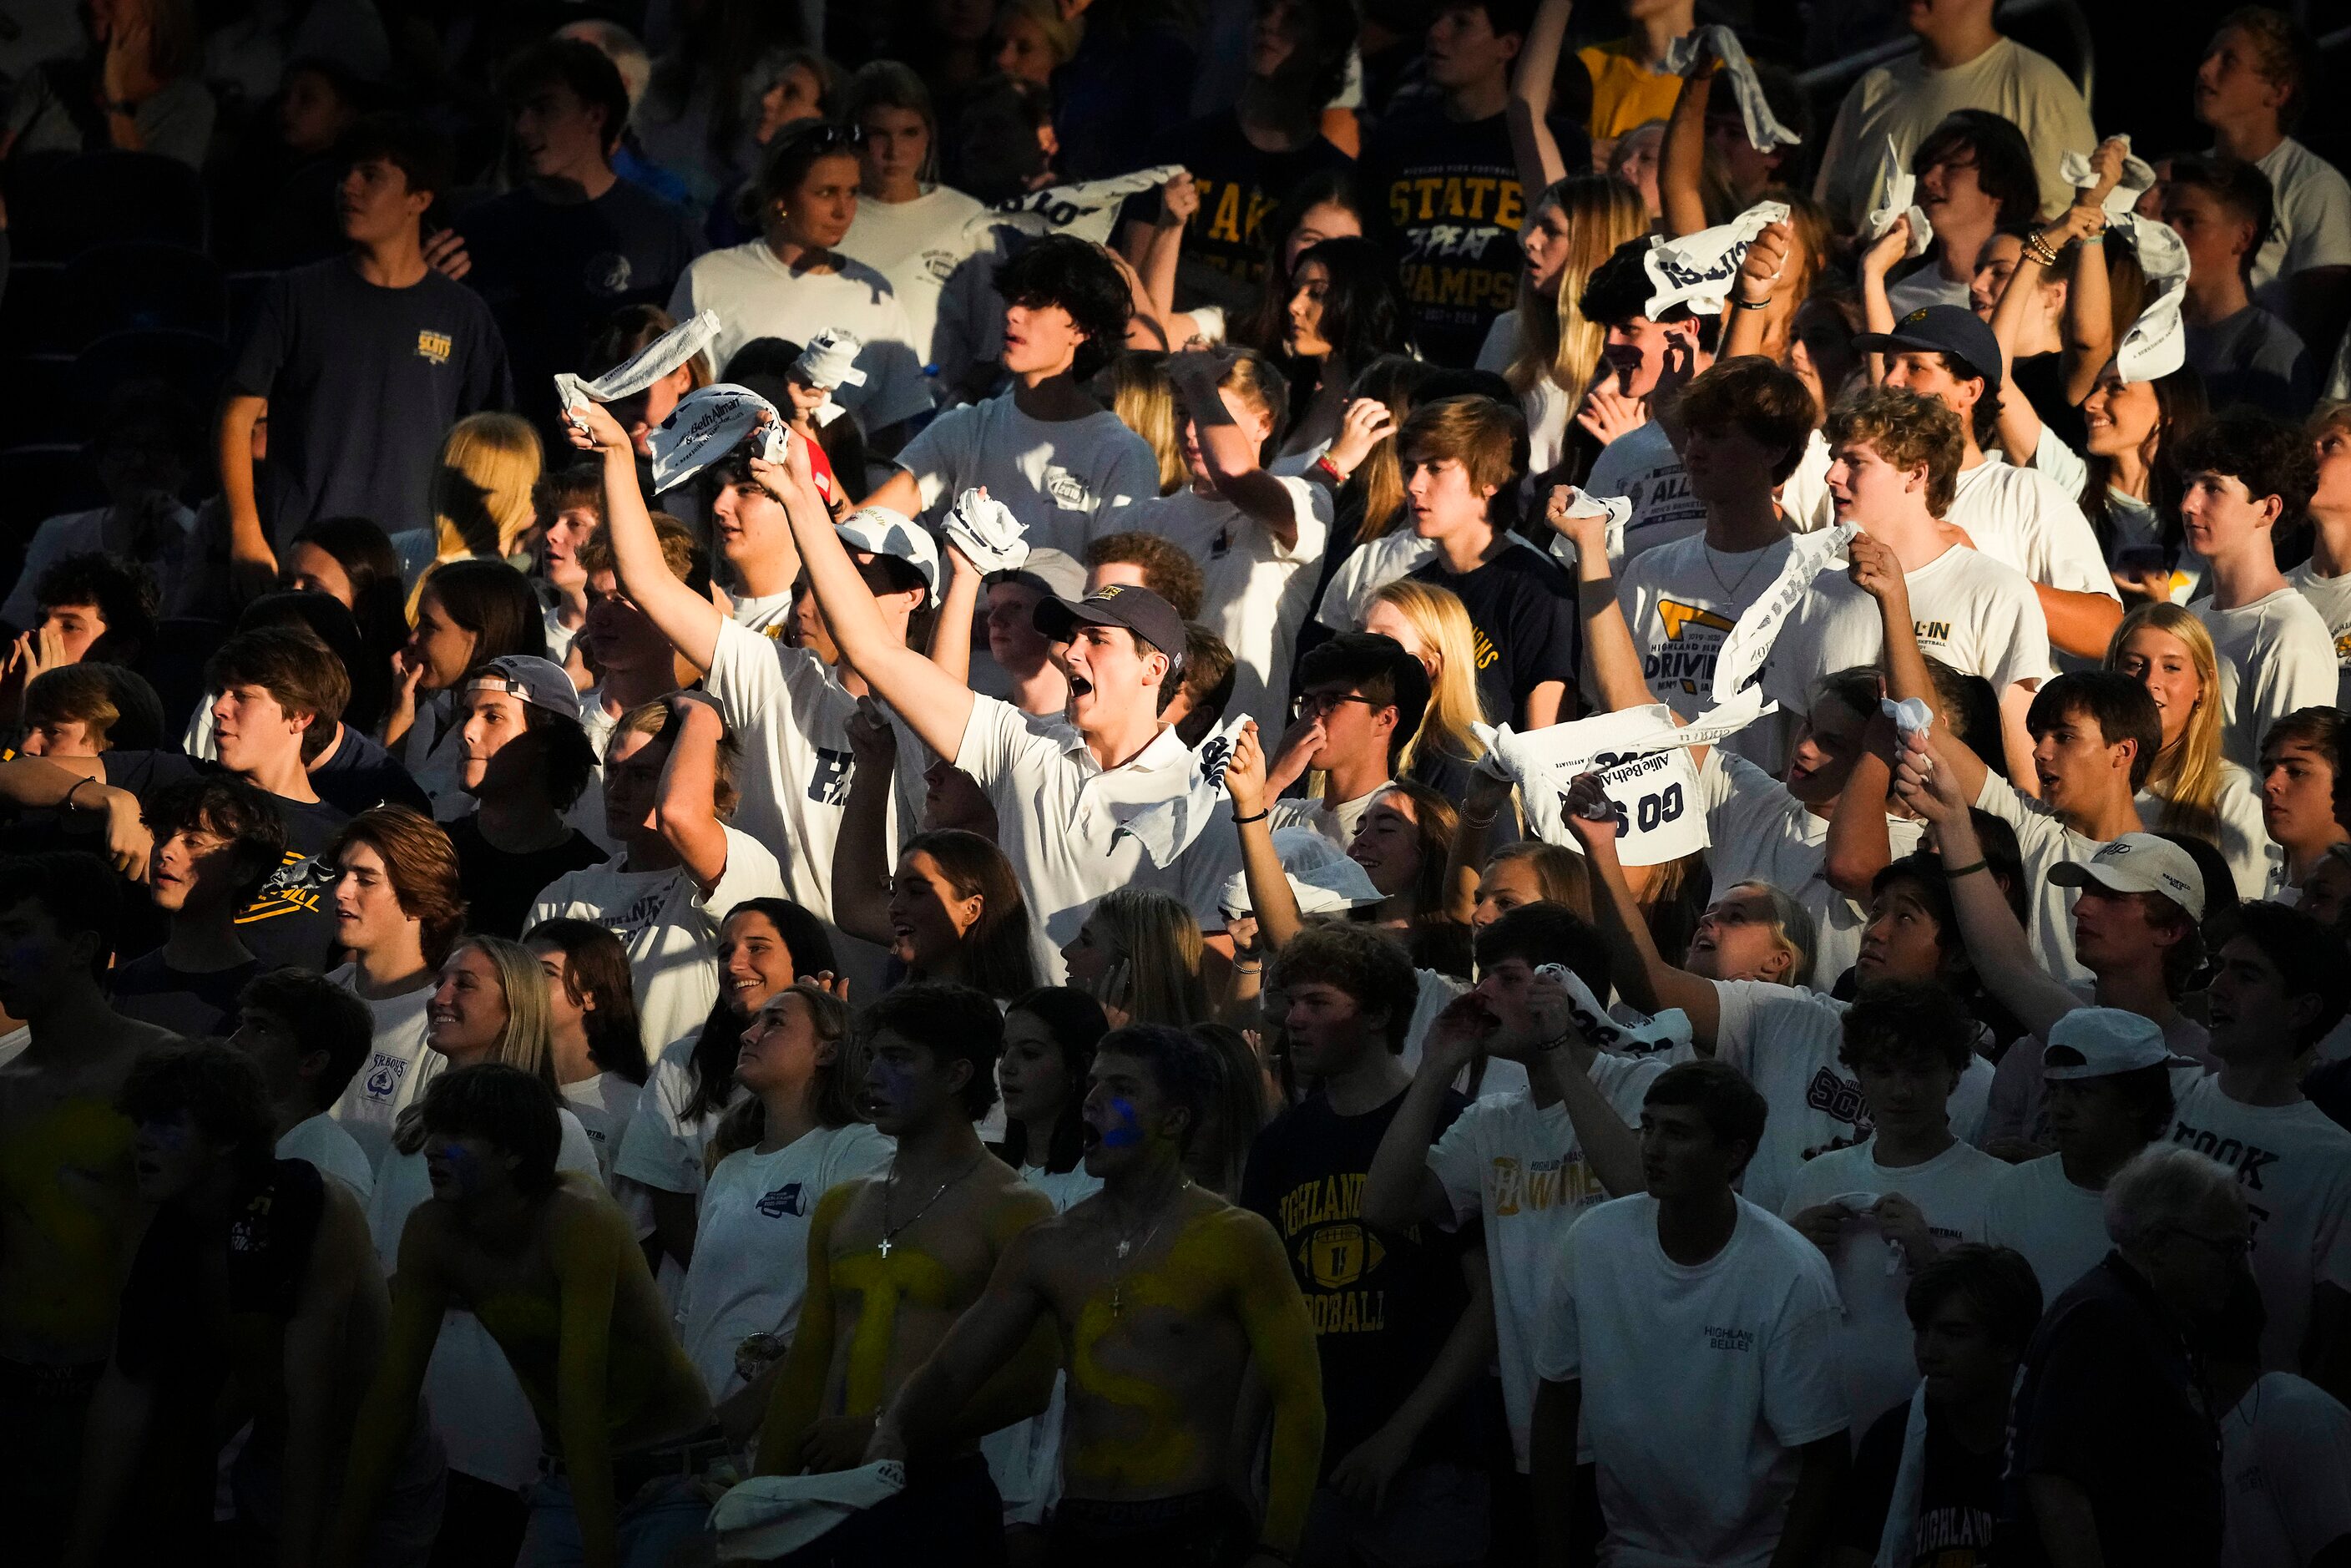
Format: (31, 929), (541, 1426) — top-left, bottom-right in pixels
(2193, 587), (2340, 772)
(677, 1120), (894, 1399)
(668, 243), (933, 427)
(1949, 456), (2120, 606)
(1711, 981), (1996, 1216)
(1536, 1195), (1848, 1568)
(893, 393), (1160, 559)
(2285, 560), (2351, 710)
(613, 1031), (728, 1198)
(729, 589), (796, 637)
(1268, 787), (1383, 848)
(325, 968), (438, 1174)
(561, 1071), (642, 1184)
(367, 1108), (601, 1489)
(1778, 1136), (2003, 1445)
(524, 826), (789, 1058)
(1983, 1152), (2111, 1297)
(1118, 479), (1331, 730)
(838, 184), (991, 373)
(1428, 1060), (1665, 1471)
(1616, 532), (1794, 765)
(1313, 529), (1435, 632)
(1970, 773), (2101, 985)
(1760, 543), (2050, 716)
(2251, 138), (2351, 319)
(1475, 311), (1574, 478)
(2170, 1077), (2351, 1376)
(1698, 749), (1925, 989)
(1885, 266), (1971, 316)
(2137, 763), (2275, 903)
(1813, 35), (2097, 225)
(1585, 422), (1705, 569)
(2222, 1370), (2351, 1568)
(951, 695), (1244, 969)
(278, 1110), (375, 1201)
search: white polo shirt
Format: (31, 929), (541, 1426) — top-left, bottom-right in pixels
(953, 695), (1245, 976)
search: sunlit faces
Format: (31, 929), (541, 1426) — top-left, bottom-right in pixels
(984, 580), (1051, 671)
(2258, 736), (2339, 852)
(1347, 789), (1423, 897)
(1048, 623), (1165, 731)
(2111, 625), (2202, 750)
(427, 944), (510, 1063)
(858, 1025), (968, 1134)
(599, 725), (670, 843)
(131, 1109), (222, 1203)
(1059, 913), (1116, 990)
(1782, 694), (1868, 807)
(35, 601), (106, 665)
(149, 817), (246, 915)
(1678, 418), (1788, 507)
(1002, 298), (1087, 379)
(1282, 200), (1363, 276)
(1282, 980), (1385, 1076)
(1284, 258), (1334, 359)
(337, 155), (430, 248)
(538, 506), (598, 594)
(2161, 184), (2258, 282)
(717, 908), (800, 1020)
(18, 716), (98, 757)
(1848, 1050), (1959, 1141)
(2080, 364), (2163, 461)
(1824, 438), (1930, 525)
(994, 10), (1059, 84)
(736, 990), (836, 1094)
(1360, 600), (1435, 676)
(405, 589), (478, 692)
(887, 848), (983, 971)
(1598, 314), (1681, 398)
(330, 840), (412, 956)
(1856, 878), (1947, 981)
(1423, 2), (1519, 91)
(510, 78), (607, 183)
(2068, 885), (2177, 975)
(856, 104), (930, 199)
(1181, 386), (1277, 487)
(1636, 1097), (1745, 1200)
(1915, 144), (1995, 231)
(529, 940), (592, 1041)
(456, 686), (538, 796)
(2179, 468), (2278, 562)
(581, 569), (671, 675)
(1684, 884), (1797, 982)
(1401, 451), (1495, 539)
(211, 681), (310, 776)
(1969, 232), (2020, 320)
(711, 475), (793, 568)
(777, 150), (861, 251)
(1518, 199), (1575, 295)
(1610, 124), (1663, 216)
(1470, 856), (1548, 931)
(285, 540), (358, 606)
(2313, 420), (2351, 516)
(2195, 24), (2289, 126)
(1879, 352), (1979, 422)
(1912, 1293), (2017, 1409)
(1080, 1049), (1184, 1174)
(2030, 706), (2133, 817)
(998, 1009), (1078, 1129)
(1295, 680), (1388, 771)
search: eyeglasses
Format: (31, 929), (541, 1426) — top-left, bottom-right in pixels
(1292, 691), (1378, 720)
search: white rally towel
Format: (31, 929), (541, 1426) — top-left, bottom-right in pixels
(1220, 826), (1384, 918)
(1541, 486), (1636, 572)
(1663, 26), (1801, 153)
(1881, 695), (1933, 746)
(991, 165), (1183, 246)
(1110, 711), (1251, 868)
(1536, 962), (1692, 1058)
(2115, 213), (2191, 384)
(1712, 522), (1859, 703)
(646, 382), (788, 493)
(795, 326), (869, 424)
(1643, 200), (1791, 318)
(941, 487), (1030, 574)
(554, 308), (721, 431)
(2059, 136), (2157, 220)
(1864, 135), (1933, 259)
(715, 1460), (908, 1560)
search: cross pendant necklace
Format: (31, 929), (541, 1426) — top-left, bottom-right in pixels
(878, 1152), (983, 1261)
(1107, 1178), (1191, 1318)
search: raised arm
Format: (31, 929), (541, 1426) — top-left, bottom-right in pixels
(1821, 703), (1898, 901)
(756, 1188), (845, 1474)
(1230, 1212), (1326, 1556)
(1545, 493), (1671, 718)
(565, 398), (725, 671)
(1856, 218), (1913, 384)
(1362, 1005), (1484, 1232)
(1989, 204), (2107, 463)
(1719, 221), (1793, 362)
(551, 1207), (626, 1568)
(1505, 0), (1576, 198)
(1658, 57), (1721, 239)
(1561, 772), (1724, 1047)
(829, 699), (901, 948)
(927, 541), (983, 685)
(1525, 974), (1644, 1197)
(218, 393), (274, 600)
(1169, 352), (1298, 543)
(654, 691), (733, 896)
(1223, 723), (1307, 954)
(0, 755), (149, 878)
(329, 1214), (453, 1558)
(1893, 729), (2080, 1038)
(1442, 770), (1515, 924)
(750, 435), (978, 760)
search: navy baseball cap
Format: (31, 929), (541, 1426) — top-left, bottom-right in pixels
(1034, 584), (1186, 664)
(1853, 304), (2005, 395)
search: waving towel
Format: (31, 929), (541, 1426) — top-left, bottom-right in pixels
(555, 308), (720, 432)
(1663, 26), (1802, 153)
(1643, 200), (1791, 318)
(647, 382), (786, 493)
(941, 488), (1030, 574)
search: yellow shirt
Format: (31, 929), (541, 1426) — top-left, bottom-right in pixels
(1579, 39), (1684, 142)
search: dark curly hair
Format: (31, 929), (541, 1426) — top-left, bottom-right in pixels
(2174, 407), (2319, 520)
(34, 551), (157, 659)
(993, 235), (1133, 382)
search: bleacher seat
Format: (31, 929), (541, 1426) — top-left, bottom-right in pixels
(63, 243), (228, 347)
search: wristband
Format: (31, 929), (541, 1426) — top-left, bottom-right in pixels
(1534, 1030), (1572, 1053)
(1732, 295), (1771, 311)
(64, 776), (95, 812)
(2024, 232), (2061, 268)
(1314, 455), (1346, 483)
(1232, 808), (1269, 826)
(1941, 858), (1988, 880)
(2081, 231), (2104, 244)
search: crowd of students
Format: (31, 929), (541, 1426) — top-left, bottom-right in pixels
(4, 0), (2351, 1564)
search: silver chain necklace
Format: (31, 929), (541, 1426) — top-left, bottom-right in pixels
(1106, 1177), (1192, 1317)
(877, 1151), (986, 1258)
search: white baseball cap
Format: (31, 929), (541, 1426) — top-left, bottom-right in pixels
(2047, 832), (2206, 923)
(2042, 1007), (2173, 1080)
(463, 655), (582, 721)
(834, 506), (940, 605)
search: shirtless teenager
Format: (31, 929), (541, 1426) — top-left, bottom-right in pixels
(0, 852), (177, 1560)
(333, 1063), (714, 1568)
(756, 982), (1059, 1564)
(873, 1023), (1325, 1568)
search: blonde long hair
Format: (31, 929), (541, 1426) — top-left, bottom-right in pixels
(393, 935), (559, 1155)
(1505, 176), (1648, 405)
(1105, 352), (1186, 494)
(2106, 602), (2227, 845)
(431, 413), (544, 562)
(1369, 579), (1488, 771)
(1089, 888), (1210, 1028)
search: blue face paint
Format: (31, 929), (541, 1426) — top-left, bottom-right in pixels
(1101, 1096), (1144, 1149)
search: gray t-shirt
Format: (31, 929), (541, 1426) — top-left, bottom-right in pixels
(2184, 306), (2313, 417)
(3, 64), (214, 167)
